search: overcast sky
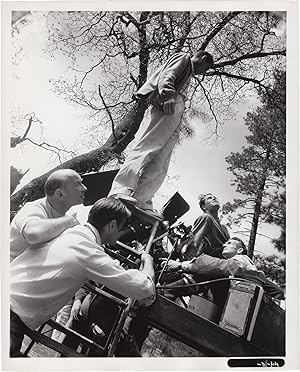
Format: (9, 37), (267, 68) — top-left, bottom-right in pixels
(10, 11), (283, 257)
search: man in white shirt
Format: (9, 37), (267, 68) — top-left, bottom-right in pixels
(10, 197), (155, 357)
(10, 169), (87, 262)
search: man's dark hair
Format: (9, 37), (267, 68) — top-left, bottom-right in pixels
(198, 193), (213, 211)
(194, 50), (214, 67)
(231, 237), (247, 255)
(44, 176), (64, 196)
(88, 197), (131, 232)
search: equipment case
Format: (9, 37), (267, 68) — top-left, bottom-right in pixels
(219, 279), (285, 355)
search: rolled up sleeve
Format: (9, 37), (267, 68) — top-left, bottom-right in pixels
(14, 206), (46, 239)
(187, 254), (244, 277)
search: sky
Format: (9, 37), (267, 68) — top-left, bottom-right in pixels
(9, 11), (283, 257)
(3, 7), (299, 369)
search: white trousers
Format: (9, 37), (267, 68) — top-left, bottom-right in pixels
(110, 96), (185, 209)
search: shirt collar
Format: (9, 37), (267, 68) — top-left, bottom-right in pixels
(85, 223), (102, 245)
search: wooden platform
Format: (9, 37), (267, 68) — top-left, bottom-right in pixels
(145, 295), (273, 357)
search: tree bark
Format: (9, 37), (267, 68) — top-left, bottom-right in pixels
(247, 174), (267, 258)
(11, 11), (152, 213)
(10, 99), (148, 212)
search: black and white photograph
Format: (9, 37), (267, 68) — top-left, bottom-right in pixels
(2, 1), (299, 370)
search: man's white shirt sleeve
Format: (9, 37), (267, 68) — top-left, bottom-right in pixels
(82, 240), (156, 305)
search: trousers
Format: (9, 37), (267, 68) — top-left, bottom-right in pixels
(10, 310), (27, 357)
(110, 97), (185, 208)
(51, 300), (73, 343)
(63, 296), (120, 354)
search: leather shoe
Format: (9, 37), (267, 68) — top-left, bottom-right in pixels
(111, 193), (137, 205)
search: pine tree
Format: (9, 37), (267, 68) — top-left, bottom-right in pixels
(223, 70), (286, 257)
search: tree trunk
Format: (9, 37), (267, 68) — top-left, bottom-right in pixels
(10, 99), (148, 212)
(247, 174), (267, 258)
(11, 11), (152, 213)
(247, 140), (273, 258)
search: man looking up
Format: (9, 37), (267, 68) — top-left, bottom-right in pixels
(10, 197), (156, 356)
(10, 169), (87, 262)
(182, 193), (230, 260)
(109, 50), (213, 217)
(161, 237), (284, 301)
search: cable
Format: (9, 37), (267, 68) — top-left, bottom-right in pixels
(156, 237), (179, 285)
(156, 277), (250, 290)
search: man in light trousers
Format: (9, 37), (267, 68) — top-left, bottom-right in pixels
(109, 50), (214, 217)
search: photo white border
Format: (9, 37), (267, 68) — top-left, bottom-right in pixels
(1, 0), (299, 370)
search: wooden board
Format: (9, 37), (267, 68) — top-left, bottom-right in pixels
(145, 295), (272, 357)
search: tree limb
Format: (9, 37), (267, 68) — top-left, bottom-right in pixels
(98, 85), (118, 144)
(208, 70), (267, 87)
(10, 116), (33, 148)
(213, 50), (286, 69)
(11, 99), (148, 211)
(200, 11), (242, 50)
(198, 80), (221, 137)
(24, 138), (76, 164)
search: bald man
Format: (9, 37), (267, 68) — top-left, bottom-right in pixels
(10, 169), (87, 262)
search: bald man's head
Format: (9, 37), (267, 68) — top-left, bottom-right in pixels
(44, 169), (79, 196)
(44, 169), (87, 209)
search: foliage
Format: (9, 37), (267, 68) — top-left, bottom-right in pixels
(11, 109), (76, 164)
(222, 69), (286, 256)
(262, 187), (286, 252)
(253, 253), (286, 289)
(46, 11), (286, 142)
(11, 11), (286, 210)
(10, 166), (28, 195)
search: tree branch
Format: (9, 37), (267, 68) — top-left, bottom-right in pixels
(213, 50), (286, 69)
(208, 69), (286, 116)
(118, 11), (152, 29)
(21, 116), (33, 139)
(77, 54), (108, 87)
(98, 85), (118, 143)
(198, 80), (221, 137)
(200, 11), (242, 50)
(24, 138), (76, 164)
(11, 116), (33, 148)
(208, 70), (267, 87)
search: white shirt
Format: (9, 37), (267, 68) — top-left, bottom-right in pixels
(10, 197), (63, 262)
(10, 223), (156, 329)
